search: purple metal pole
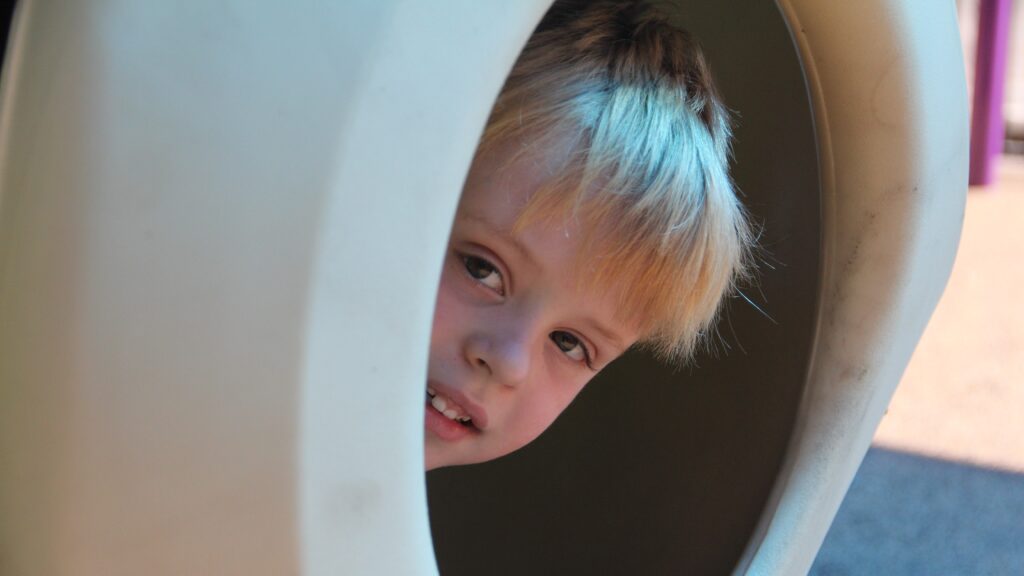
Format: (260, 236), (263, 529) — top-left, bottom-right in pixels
(969, 0), (1013, 186)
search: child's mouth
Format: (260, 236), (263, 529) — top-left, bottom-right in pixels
(426, 387), (475, 428)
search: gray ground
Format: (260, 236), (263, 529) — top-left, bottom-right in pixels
(812, 448), (1024, 575)
(810, 156), (1024, 575)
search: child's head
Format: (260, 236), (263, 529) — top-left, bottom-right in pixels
(425, 0), (753, 470)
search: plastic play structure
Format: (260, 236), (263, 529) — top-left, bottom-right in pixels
(0, 1), (967, 574)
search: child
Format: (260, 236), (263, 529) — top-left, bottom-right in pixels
(425, 0), (753, 470)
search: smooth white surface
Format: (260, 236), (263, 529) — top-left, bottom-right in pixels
(738, 1), (968, 574)
(0, 1), (548, 574)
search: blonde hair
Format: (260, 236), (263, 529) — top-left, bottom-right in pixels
(478, 0), (754, 363)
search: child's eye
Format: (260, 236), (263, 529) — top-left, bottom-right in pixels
(462, 255), (505, 294)
(550, 331), (593, 367)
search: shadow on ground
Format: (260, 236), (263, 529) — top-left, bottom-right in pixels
(811, 447), (1024, 575)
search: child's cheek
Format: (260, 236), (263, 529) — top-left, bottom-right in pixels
(430, 267), (458, 339)
(502, 388), (576, 451)
(431, 257), (474, 347)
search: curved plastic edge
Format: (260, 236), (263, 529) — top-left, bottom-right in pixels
(736, 1), (969, 574)
(297, 2), (551, 575)
(0, 0), (30, 213)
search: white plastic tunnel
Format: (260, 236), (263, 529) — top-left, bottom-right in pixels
(0, 1), (967, 575)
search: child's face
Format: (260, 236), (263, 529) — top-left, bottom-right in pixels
(425, 139), (640, 470)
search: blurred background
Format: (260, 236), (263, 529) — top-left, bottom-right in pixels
(811, 1), (1024, 574)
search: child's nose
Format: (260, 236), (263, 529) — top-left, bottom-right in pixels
(463, 329), (531, 388)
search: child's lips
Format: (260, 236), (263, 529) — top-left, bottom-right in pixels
(424, 400), (477, 442)
(426, 380), (489, 430)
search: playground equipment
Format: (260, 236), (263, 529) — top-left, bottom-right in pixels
(0, 1), (967, 574)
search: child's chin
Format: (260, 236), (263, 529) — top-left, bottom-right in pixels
(424, 441), (492, 471)
(425, 455), (473, 471)
(424, 441), (464, 471)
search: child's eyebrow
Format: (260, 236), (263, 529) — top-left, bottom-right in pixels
(581, 317), (628, 353)
(460, 212), (537, 270)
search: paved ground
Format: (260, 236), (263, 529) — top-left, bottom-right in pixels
(810, 155), (1024, 575)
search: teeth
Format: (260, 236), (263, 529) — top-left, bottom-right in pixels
(431, 395), (447, 412)
(427, 387), (436, 396)
(428, 392), (473, 425)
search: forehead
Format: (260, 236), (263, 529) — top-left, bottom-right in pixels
(458, 136), (588, 274)
(460, 133), (573, 212)
(456, 138), (641, 336)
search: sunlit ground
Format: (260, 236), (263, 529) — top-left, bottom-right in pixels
(811, 155), (1024, 575)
